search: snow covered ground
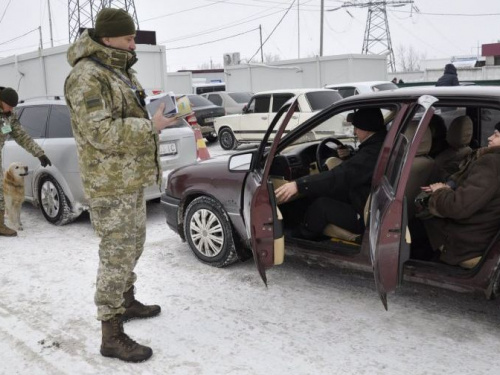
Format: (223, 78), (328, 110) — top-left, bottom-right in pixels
(2, 200), (500, 375)
(2, 142), (500, 374)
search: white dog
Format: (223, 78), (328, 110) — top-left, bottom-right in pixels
(3, 162), (28, 231)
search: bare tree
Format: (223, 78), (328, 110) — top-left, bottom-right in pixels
(264, 53), (281, 63)
(197, 61), (223, 70)
(396, 45), (425, 72)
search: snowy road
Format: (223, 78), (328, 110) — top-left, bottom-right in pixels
(1, 141), (500, 374)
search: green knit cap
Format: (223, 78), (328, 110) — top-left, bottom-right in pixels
(94, 8), (136, 38)
(0, 87), (19, 107)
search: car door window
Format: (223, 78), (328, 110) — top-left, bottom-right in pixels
(248, 95), (271, 113)
(305, 91), (343, 111)
(47, 105), (73, 138)
(17, 106), (49, 138)
(207, 94), (222, 106)
(272, 94), (294, 112)
(480, 108), (500, 146)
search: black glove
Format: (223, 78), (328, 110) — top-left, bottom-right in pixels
(39, 155), (52, 167)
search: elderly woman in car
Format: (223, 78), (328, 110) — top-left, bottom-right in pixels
(422, 122), (500, 267)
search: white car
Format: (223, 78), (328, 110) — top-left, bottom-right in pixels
(214, 88), (343, 150)
(324, 81), (398, 98)
(201, 91), (253, 115)
(2, 96), (197, 225)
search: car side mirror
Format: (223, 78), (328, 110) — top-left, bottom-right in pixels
(229, 153), (253, 172)
(242, 105), (248, 113)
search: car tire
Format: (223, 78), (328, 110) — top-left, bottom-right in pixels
(38, 176), (74, 226)
(218, 128), (238, 150)
(205, 133), (217, 143)
(184, 196), (238, 268)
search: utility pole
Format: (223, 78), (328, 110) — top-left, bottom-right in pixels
(259, 24), (264, 63)
(320, 0), (324, 56)
(38, 26), (43, 50)
(47, 0), (54, 47)
(297, 0), (300, 59)
(327, 1), (415, 72)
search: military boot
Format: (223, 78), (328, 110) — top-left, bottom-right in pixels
(122, 287), (161, 323)
(0, 210), (17, 237)
(100, 316), (153, 362)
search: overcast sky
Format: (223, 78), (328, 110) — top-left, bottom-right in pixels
(0, 0), (498, 71)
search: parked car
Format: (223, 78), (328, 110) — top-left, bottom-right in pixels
(201, 91), (253, 115)
(178, 94), (225, 143)
(1, 96), (197, 225)
(161, 86), (500, 308)
(214, 88), (343, 150)
(325, 81), (398, 98)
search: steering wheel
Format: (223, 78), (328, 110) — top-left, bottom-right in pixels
(315, 137), (345, 172)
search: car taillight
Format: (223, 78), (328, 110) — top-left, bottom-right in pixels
(186, 113), (198, 127)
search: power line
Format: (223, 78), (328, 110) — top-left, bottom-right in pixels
(0, 0), (13, 24)
(165, 27), (259, 50)
(249, 0), (297, 61)
(391, 9), (500, 16)
(0, 27), (39, 46)
(141, 1), (229, 23)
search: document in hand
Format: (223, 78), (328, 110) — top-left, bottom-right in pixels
(146, 93), (177, 118)
(175, 95), (192, 118)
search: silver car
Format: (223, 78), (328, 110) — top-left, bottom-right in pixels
(1, 96), (197, 225)
(201, 91), (253, 115)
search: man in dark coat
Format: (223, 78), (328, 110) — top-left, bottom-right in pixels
(275, 108), (387, 238)
(435, 63), (459, 86)
(422, 123), (500, 266)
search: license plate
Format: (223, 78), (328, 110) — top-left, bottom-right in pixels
(205, 117), (215, 124)
(160, 141), (177, 155)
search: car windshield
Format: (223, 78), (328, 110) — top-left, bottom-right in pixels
(228, 92), (252, 103)
(305, 91), (343, 111)
(188, 95), (214, 107)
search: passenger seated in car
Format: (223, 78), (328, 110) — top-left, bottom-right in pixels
(275, 108), (387, 240)
(421, 123), (500, 267)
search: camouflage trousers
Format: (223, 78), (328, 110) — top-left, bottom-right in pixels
(89, 189), (146, 321)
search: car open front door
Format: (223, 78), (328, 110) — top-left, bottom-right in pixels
(368, 95), (438, 309)
(242, 99), (299, 285)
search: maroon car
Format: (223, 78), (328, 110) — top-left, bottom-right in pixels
(161, 86), (500, 309)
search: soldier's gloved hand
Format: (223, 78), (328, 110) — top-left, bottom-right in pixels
(39, 155), (52, 167)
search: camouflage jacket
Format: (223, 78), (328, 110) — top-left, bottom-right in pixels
(64, 30), (160, 199)
(0, 107), (45, 164)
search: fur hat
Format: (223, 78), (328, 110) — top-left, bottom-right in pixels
(352, 108), (385, 132)
(94, 8), (136, 38)
(0, 87), (19, 107)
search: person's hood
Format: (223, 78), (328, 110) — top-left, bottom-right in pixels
(66, 29), (137, 70)
(444, 63), (457, 75)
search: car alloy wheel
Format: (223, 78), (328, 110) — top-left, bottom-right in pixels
(184, 196), (238, 267)
(219, 128), (237, 150)
(38, 176), (73, 225)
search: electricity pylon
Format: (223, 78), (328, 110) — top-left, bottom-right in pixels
(329, 1), (415, 72)
(68, 0), (139, 43)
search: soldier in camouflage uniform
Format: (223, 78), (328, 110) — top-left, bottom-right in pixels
(64, 8), (177, 363)
(0, 87), (51, 237)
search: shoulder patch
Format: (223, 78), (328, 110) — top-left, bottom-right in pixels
(84, 93), (103, 111)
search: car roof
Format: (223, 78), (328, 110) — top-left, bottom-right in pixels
(326, 80), (394, 87)
(338, 85), (500, 103)
(17, 96), (66, 106)
(253, 88), (337, 96)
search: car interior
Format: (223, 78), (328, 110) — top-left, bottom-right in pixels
(265, 101), (500, 271)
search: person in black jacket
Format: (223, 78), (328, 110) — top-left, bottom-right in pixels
(275, 108), (387, 239)
(436, 63), (459, 86)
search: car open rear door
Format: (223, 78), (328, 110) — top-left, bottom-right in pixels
(242, 99), (299, 285)
(367, 95), (438, 309)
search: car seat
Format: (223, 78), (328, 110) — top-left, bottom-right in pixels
(428, 114), (447, 158)
(434, 115), (473, 180)
(404, 121), (435, 221)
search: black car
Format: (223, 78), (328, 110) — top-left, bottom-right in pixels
(181, 94), (225, 143)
